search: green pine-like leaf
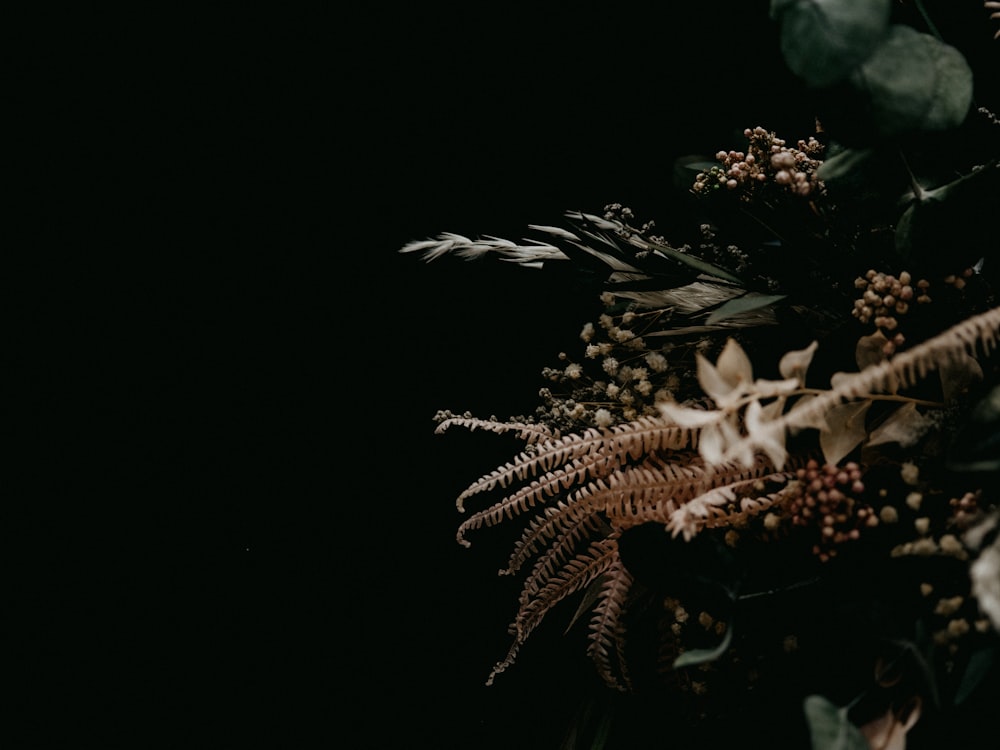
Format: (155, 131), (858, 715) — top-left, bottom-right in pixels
(771, 0), (891, 87)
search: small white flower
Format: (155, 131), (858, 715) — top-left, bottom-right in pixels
(593, 408), (614, 428)
(645, 352), (668, 372)
(602, 357), (619, 376)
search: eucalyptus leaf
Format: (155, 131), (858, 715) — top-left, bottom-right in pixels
(850, 25), (973, 137)
(772, 0), (891, 87)
(802, 695), (870, 750)
(704, 292), (787, 325)
(672, 622), (733, 668)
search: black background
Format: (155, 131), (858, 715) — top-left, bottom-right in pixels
(13, 3), (998, 747)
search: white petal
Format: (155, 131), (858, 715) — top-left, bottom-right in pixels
(778, 340), (819, 385)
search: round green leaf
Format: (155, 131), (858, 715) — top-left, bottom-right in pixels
(850, 25), (973, 137)
(772, 0), (891, 87)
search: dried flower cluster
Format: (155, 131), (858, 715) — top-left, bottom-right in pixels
(403, 5), (1000, 745)
(691, 126), (825, 199)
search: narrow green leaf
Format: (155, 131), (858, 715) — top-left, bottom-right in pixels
(704, 292), (787, 324)
(803, 695), (870, 750)
(672, 622), (733, 668)
(648, 244), (744, 285)
(565, 575), (606, 634)
(954, 646), (998, 705)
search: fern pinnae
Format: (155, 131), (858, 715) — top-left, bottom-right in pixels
(504, 496), (607, 576)
(515, 511), (607, 615)
(455, 457), (614, 547)
(512, 537), (620, 644)
(701, 478), (803, 530)
(663, 456), (786, 539)
(435, 416), (555, 445)
(587, 558), (635, 692)
(453, 418), (695, 511)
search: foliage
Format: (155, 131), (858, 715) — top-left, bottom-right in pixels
(402, 2), (1000, 748)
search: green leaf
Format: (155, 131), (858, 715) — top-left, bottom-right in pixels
(954, 646), (998, 705)
(704, 292), (786, 325)
(565, 575), (606, 635)
(948, 384), (1000, 473)
(815, 147), (876, 183)
(802, 695), (870, 750)
(895, 162), (1000, 272)
(672, 622), (733, 668)
(647, 243), (744, 285)
(772, 0), (891, 87)
(850, 25), (973, 137)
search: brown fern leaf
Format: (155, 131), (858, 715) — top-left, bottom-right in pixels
(501, 451), (700, 571)
(504, 498), (609, 577)
(434, 415), (556, 445)
(587, 556), (635, 692)
(456, 457), (604, 547)
(452, 416), (696, 512)
(610, 454), (784, 533)
(698, 473), (803, 530)
(486, 537), (619, 685)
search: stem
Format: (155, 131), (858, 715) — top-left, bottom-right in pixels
(739, 575), (821, 602)
(913, 0), (943, 41)
(899, 151), (925, 201)
(793, 388), (943, 409)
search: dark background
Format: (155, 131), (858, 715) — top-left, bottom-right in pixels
(13, 3), (997, 747)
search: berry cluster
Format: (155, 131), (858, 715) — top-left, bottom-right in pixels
(949, 490), (983, 531)
(691, 126), (825, 200)
(787, 460), (876, 562)
(851, 269), (930, 355)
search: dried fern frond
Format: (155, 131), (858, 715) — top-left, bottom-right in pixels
(448, 416), (696, 517)
(769, 304), (1000, 461)
(586, 558), (634, 692)
(987, 1), (1000, 39)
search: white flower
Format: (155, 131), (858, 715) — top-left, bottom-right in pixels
(697, 338), (754, 409)
(970, 540), (1000, 632)
(645, 351), (668, 372)
(593, 408), (614, 428)
(564, 363), (583, 379)
(602, 357), (619, 376)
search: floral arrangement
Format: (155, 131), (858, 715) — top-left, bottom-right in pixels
(402, 2), (999, 747)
